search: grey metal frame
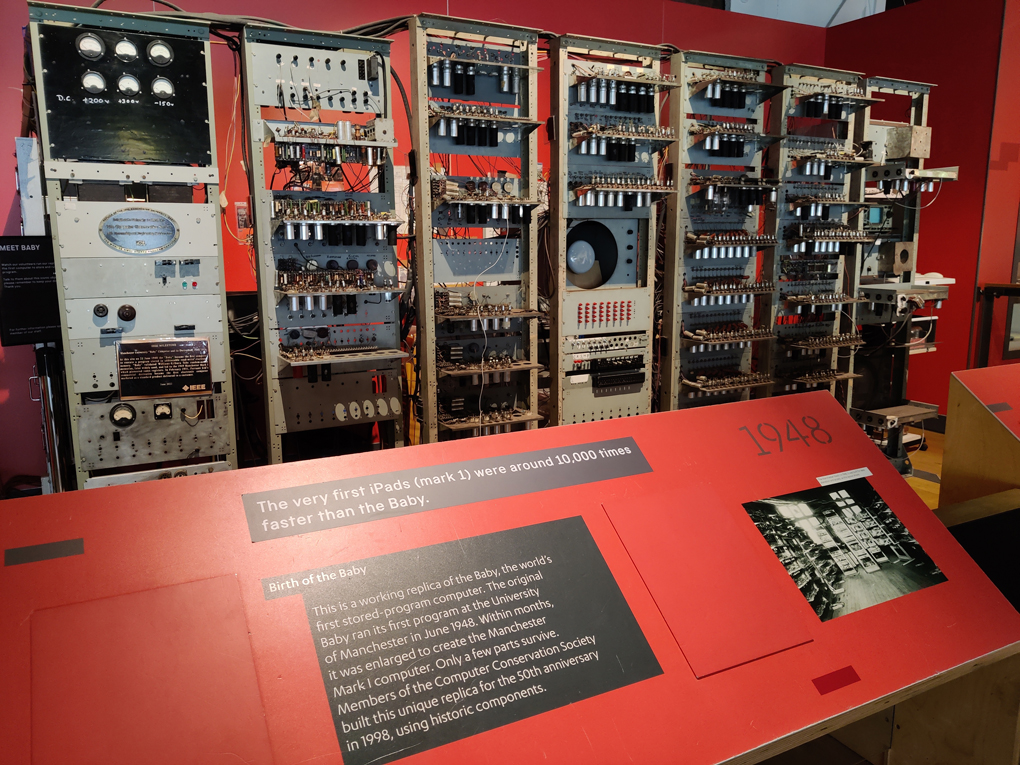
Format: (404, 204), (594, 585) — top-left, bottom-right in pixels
(27, 1), (237, 489)
(661, 50), (778, 411)
(241, 24), (405, 463)
(549, 34), (670, 426)
(409, 15), (541, 443)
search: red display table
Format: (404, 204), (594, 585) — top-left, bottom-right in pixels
(2, 391), (1019, 765)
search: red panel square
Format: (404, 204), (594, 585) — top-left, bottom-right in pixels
(604, 487), (814, 678)
(31, 576), (273, 765)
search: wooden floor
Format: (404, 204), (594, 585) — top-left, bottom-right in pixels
(904, 425), (944, 511)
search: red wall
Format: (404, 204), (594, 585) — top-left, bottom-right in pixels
(825, 0), (1009, 409)
(973, 0), (1020, 366)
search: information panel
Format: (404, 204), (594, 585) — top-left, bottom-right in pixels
(0, 236), (59, 346)
(243, 439), (652, 542)
(116, 338), (212, 399)
(262, 517), (662, 765)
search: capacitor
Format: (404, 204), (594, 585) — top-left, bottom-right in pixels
(430, 62), (441, 87)
(599, 137), (607, 156)
(643, 191), (652, 207)
(465, 64), (476, 96)
(597, 191), (606, 207)
(438, 117), (447, 137)
(299, 223), (310, 240)
(609, 80), (617, 106)
(635, 192), (644, 208)
(512, 70), (520, 94)
(606, 191), (615, 207)
(366, 147), (375, 166)
(589, 136), (599, 155)
(500, 66), (511, 93)
(284, 222), (296, 240)
(356, 226), (367, 246)
(501, 203), (510, 220)
(770, 188), (778, 203)
(449, 118), (459, 139)
(577, 80), (588, 103)
(585, 189), (595, 206)
(599, 78), (608, 104)
(375, 224), (385, 240)
(637, 86), (648, 113)
(502, 318), (511, 330)
(579, 138), (588, 155)
(617, 84), (630, 111)
(489, 121), (499, 146)
(289, 296), (300, 312)
(318, 295), (328, 311)
(491, 202), (500, 219)
(342, 225), (354, 246)
(616, 191), (624, 207)
(627, 143), (637, 162)
(453, 63), (465, 94)
(706, 185), (715, 201)
(576, 192), (586, 207)
(442, 59), (451, 88)
(304, 295), (314, 311)
(465, 120), (477, 146)
(314, 222), (324, 240)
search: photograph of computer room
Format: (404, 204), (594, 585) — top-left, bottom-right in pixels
(743, 479), (947, 621)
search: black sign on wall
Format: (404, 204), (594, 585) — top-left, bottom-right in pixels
(0, 236), (59, 346)
(262, 517), (663, 765)
(117, 338), (213, 399)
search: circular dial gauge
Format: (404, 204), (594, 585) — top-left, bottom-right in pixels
(117, 75), (141, 96)
(114, 39), (138, 61)
(81, 72), (106, 94)
(110, 403), (137, 427)
(147, 40), (173, 66)
(76, 33), (105, 60)
(151, 77), (174, 97)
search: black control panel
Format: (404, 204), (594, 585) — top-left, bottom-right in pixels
(37, 24), (211, 164)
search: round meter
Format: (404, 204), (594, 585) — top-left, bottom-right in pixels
(147, 40), (173, 66)
(117, 75), (141, 95)
(81, 71), (106, 94)
(110, 403), (137, 427)
(151, 77), (174, 97)
(76, 33), (105, 60)
(114, 39), (138, 62)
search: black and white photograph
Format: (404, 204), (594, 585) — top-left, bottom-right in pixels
(743, 478), (947, 621)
